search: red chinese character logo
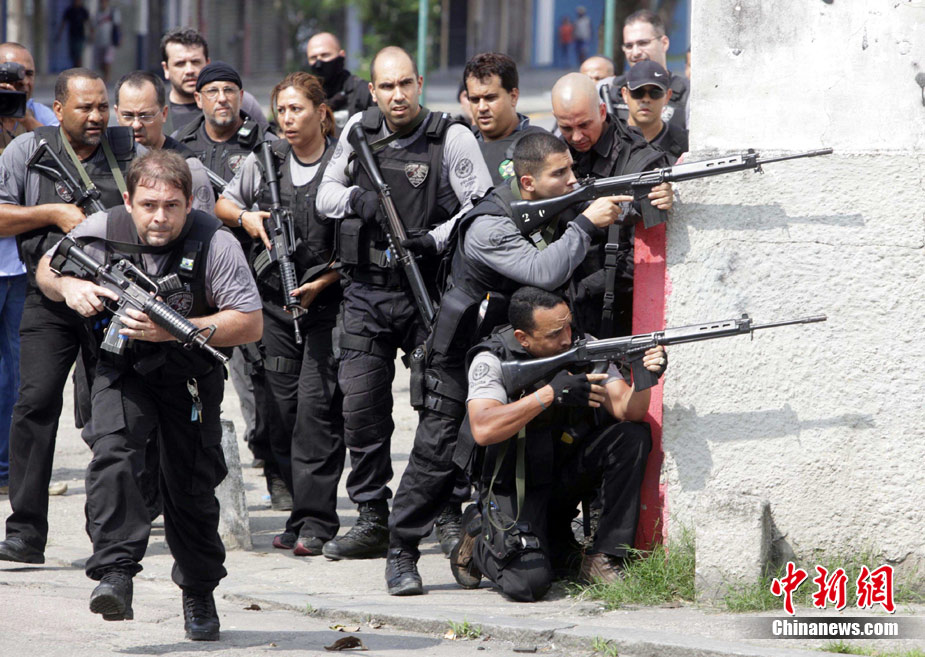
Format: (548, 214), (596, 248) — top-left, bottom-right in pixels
(856, 565), (895, 613)
(770, 561), (808, 615)
(811, 565), (847, 610)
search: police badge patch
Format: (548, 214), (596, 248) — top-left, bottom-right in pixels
(471, 361), (489, 382)
(404, 163), (429, 188)
(661, 105), (676, 122)
(55, 180), (75, 203)
(498, 159), (515, 181)
(166, 290), (194, 316)
(227, 154), (247, 175)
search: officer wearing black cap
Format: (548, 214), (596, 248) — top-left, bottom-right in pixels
(621, 61), (688, 164)
(0, 68), (140, 565)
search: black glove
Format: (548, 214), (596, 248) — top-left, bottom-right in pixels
(548, 371), (594, 407)
(351, 188), (381, 224)
(401, 234), (437, 257)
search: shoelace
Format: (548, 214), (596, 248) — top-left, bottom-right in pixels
(184, 594), (215, 619)
(392, 550), (417, 574)
(100, 569), (129, 585)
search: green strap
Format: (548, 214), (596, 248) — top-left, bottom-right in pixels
(59, 127), (128, 198)
(486, 428), (527, 533)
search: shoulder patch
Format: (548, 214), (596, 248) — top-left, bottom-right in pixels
(471, 361), (489, 381)
(454, 158), (474, 179)
(195, 185), (213, 204)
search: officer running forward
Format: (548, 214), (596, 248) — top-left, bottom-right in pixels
(551, 72), (672, 339)
(215, 72), (344, 558)
(35, 149), (262, 639)
(386, 131), (632, 596)
(305, 31), (373, 133)
(450, 286), (666, 601)
(463, 52), (547, 185)
(315, 46), (491, 564)
(0, 68), (139, 565)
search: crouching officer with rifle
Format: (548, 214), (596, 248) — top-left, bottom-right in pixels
(450, 286), (666, 601)
(35, 150), (262, 640)
(315, 46), (491, 566)
(0, 68), (139, 566)
(215, 72), (344, 558)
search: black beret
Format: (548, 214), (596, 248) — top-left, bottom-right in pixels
(195, 61), (243, 92)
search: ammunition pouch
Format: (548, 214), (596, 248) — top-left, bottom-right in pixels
(483, 509), (541, 567)
(338, 217), (366, 266)
(422, 369), (467, 419)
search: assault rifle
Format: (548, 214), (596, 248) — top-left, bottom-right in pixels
(204, 166), (229, 194)
(500, 314), (826, 395)
(509, 148), (834, 235)
(27, 138), (107, 215)
(252, 140), (305, 344)
(49, 237), (229, 364)
(347, 122), (436, 329)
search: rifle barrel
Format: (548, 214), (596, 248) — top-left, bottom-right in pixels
(751, 315), (827, 331)
(756, 149), (833, 165)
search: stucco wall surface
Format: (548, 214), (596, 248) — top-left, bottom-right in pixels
(665, 0), (925, 578)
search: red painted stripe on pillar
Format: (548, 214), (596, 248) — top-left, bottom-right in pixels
(632, 221), (668, 550)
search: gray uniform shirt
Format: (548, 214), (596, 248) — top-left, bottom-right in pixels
(461, 213), (597, 290)
(316, 111), (492, 251)
(221, 149), (324, 209)
(44, 211), (262, 313)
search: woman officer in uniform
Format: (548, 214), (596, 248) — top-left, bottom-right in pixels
(215, 72), (344, 556)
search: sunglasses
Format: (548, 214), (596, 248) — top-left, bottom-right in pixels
(628, 86), (666, 100)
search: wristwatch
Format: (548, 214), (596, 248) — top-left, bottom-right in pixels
(237, 210), (246, 227)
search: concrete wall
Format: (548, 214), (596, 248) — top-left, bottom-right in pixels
(666, 0), (925, 585)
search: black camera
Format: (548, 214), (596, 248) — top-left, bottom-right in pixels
(0, 61), (27, 119)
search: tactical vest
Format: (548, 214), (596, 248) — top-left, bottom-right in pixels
(252, 138), (340, 319)
(338, 106), (457, 286)
(97, 205), (224, 378)
(477, 123), (547, 186)
(173, 112), (264, 184)
(327, 73), (372, 131)
(18, 125), (135, 280)
(453, 326), (599, 491)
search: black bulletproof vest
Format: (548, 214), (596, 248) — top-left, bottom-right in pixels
(101, 206), (223, 376)
(428, 184), (524, 358)
(477, 123), (548, 186)
(252, 138), (340, 316)
(454, 326), (598, 490)
(174, 113), (264, 183)
(352, 106), (455, 241)
(19, 125), (134, 280)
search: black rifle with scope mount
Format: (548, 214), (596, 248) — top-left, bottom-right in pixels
(27, 138), (107, 216)
(500, 314), (827, 396)
(509, 148), (834, 235)
(346, 122), (436, 330)
(252, 139), (305, 344)
(49, 237), (229, 365)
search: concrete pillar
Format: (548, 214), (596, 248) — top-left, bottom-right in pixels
(216, 419), (252, 550)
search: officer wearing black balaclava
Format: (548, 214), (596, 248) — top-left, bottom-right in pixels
(305, 32), (373, 133)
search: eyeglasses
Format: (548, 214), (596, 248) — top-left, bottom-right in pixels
(628, 86), (665, 100)
(622, 37), (659, 51)
(119, 112), (160, 124)
(199, 86), (240, 100)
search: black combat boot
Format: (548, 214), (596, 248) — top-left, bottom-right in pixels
(0, 536), (44, 564)
(385, 547), (424, 596)
(321, 500), (389, 560)
(182, 590), (220, 641)
(89, 568), (134, 621)
(433, 503), (462, 558)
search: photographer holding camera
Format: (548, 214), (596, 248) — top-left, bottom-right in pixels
(0, 43), (58, 152)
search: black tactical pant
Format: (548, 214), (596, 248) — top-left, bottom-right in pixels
(228, 343), (282, 489)
(473, 421), (651, 602)
(389, 345), (471, 555)
(82, 361), (227, 593)
(5, 290), (95, 551)
(262, 305), (344, 540)
(337, 280), (428, 503)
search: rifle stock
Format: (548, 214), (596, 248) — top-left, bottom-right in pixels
(509, 148), (834, 234)
(499, 313), (827, 395)
(346, 122), (436, 329)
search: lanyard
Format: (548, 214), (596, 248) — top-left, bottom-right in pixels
(58, 127), (128, 197)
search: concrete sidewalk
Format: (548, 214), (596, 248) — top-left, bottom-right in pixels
(2, 366), (919, 656)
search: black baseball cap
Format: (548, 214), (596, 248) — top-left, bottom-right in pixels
(625, 60), (670, 91)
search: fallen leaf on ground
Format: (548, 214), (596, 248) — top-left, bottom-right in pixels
(324, 636), (367, 651)
(329, 624), (361, 632)
(444, 629), (457, 640)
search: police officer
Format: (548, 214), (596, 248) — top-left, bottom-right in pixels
(620, 61), (688, 164)
(305, 32), (373, 132)
(315, 46), (491, 565)
(450, 286), (665, 601)
(386, 131), (630, 596)
(463, 52), (547, 186)
(160, 27), (269, 136)
(0, 68), (138, 564)
(551, 72), (673, 339)
(603, 10), (689, 130)
(35, 149), (262, 638)
(215, 72), (343, 557)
